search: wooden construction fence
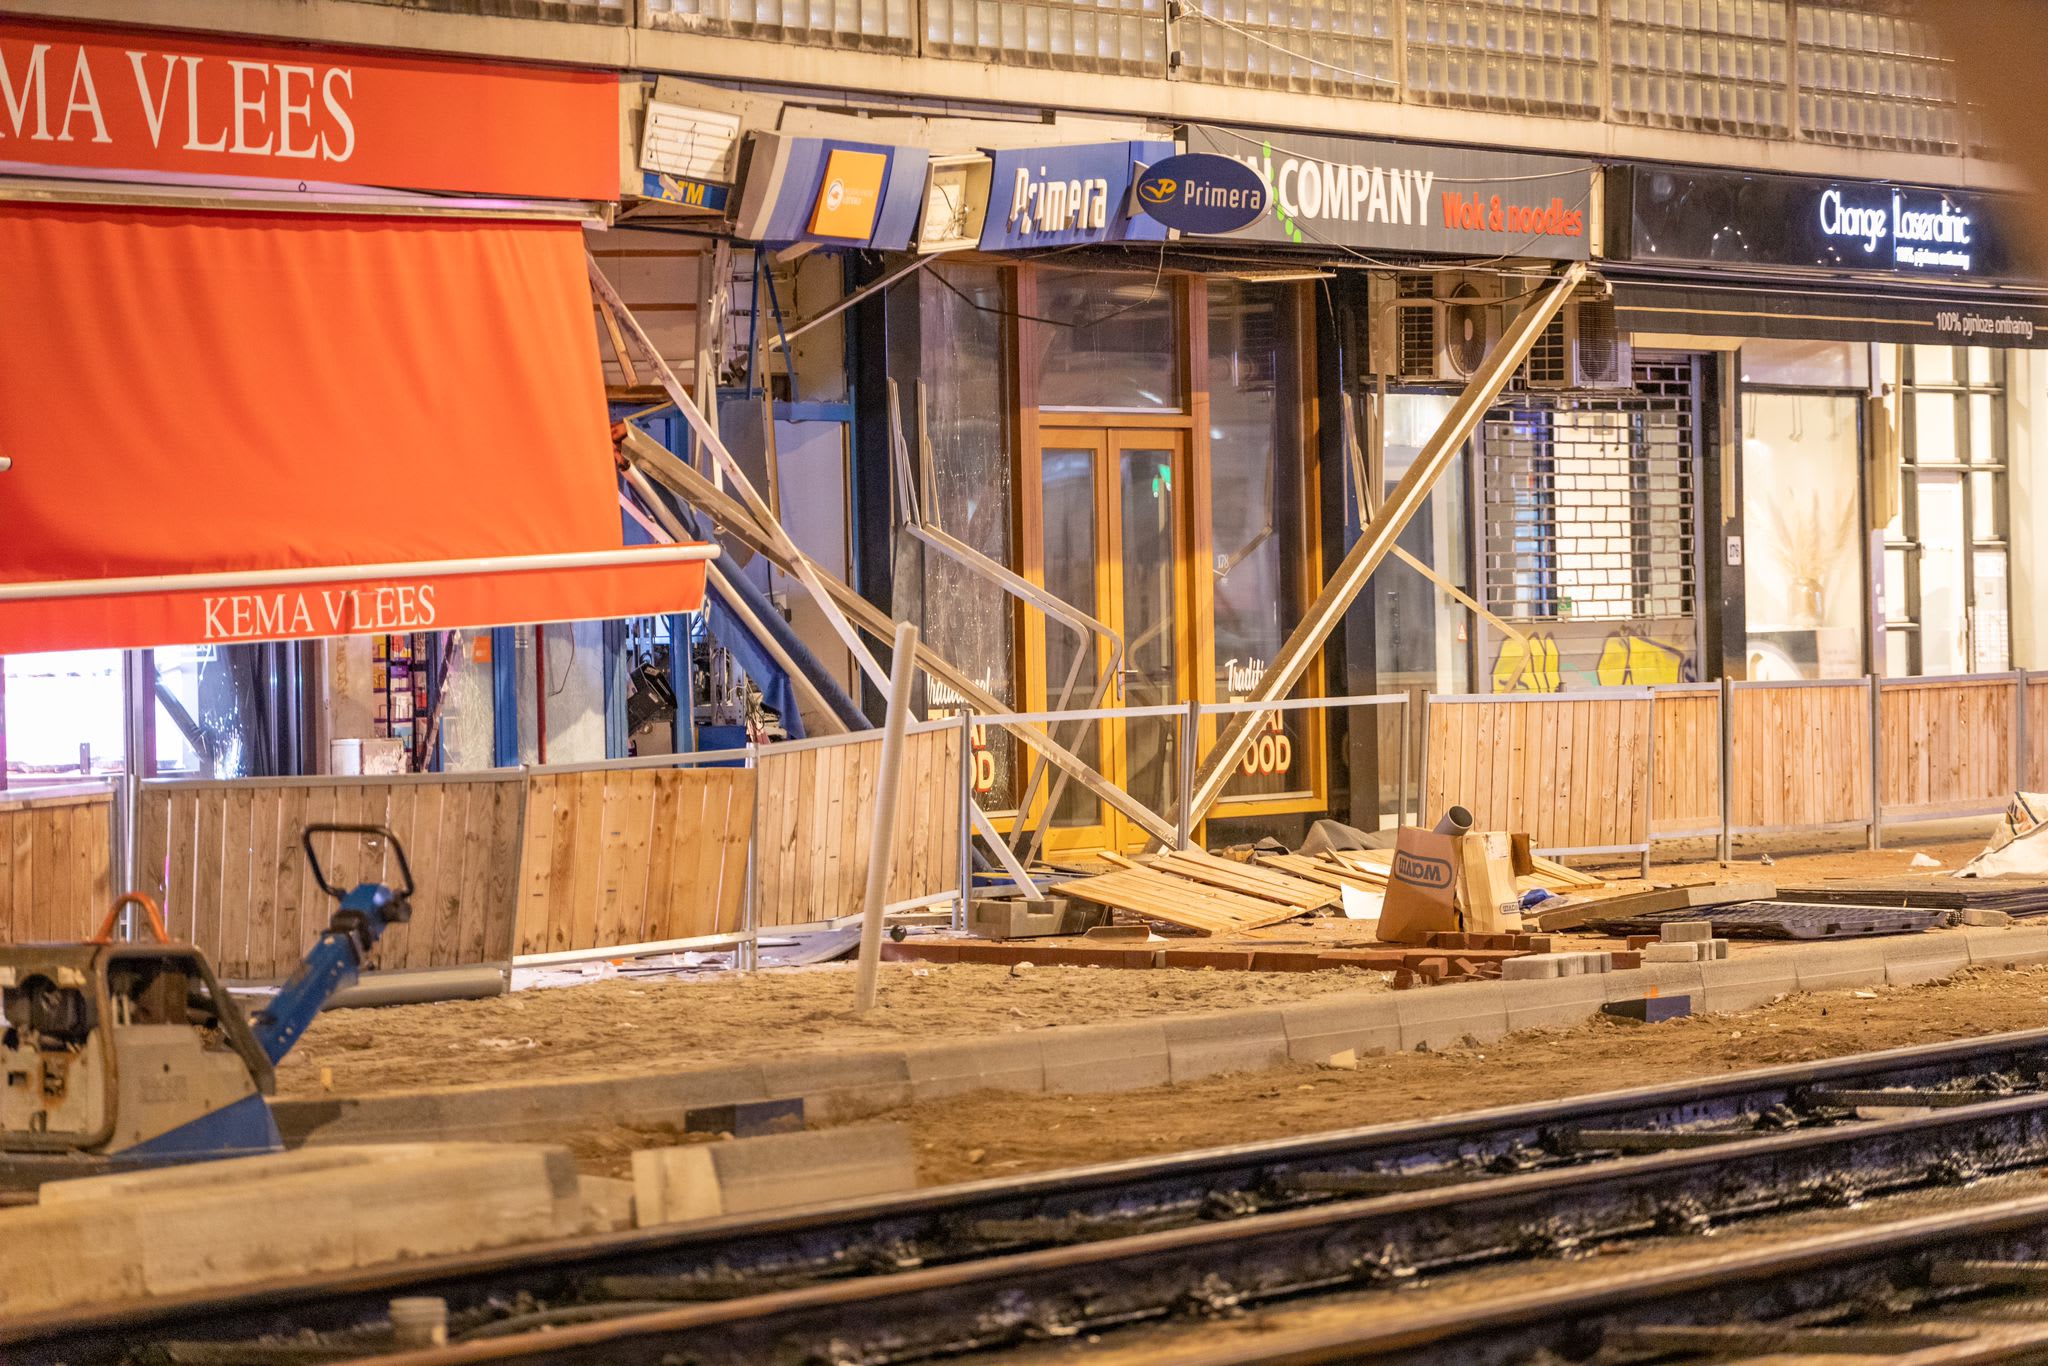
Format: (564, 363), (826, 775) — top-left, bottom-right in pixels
(1726, 681), (1873, 833)
(754, 722), (965, 927)
(2032, 676), (2048, 793)
(1876, 675), (2020, 820)
(1422, 692), (1653, 855)
(136, 774), (525, 981)
(513, 764), (755, 957)
(1650, 686), (1721, 838)
(0, 786), (113, 944)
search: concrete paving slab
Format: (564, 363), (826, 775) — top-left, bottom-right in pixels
(6, 1144), (581, 1318)
(1393, 981), (1510, 1051)
(1040, 1020), (1172, 1094)
(633, 1124), (915, 1226)
(1163, 1010), (1290, 1082)
(1277, 993), (1401, 1063)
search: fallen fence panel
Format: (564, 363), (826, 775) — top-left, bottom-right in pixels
(753, 721), (963, 928)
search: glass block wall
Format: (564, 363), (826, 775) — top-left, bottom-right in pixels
(925, 0), (1164, 75)
(1611, 0), (1789, 136)
(632, 0), (1981, 160)
(1795, 3), (1960, 155)
(1175, 1), (1398, 99)
(644, 0), (917, 51)
(1405, 0), (1602, 118)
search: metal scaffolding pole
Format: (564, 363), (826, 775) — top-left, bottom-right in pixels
(1180, 262), (1588, 833)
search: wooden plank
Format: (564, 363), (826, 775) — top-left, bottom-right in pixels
(241, 788), (282, 979)
(563, 772), (606, 953)
(480, 779), (523, 961)
(675, 771), (726, 939)
(593, 774), (649, 949)
(267, 784), (310, 977)
(1057, 866), (1304, 935)
(513, 775), (556, 955)
(189, 790), (226, 966)
(1138, 850), (1337, 910)
(640, 769), (685, 943)
(716, 770), (757, 934)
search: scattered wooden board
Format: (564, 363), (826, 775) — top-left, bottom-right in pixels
(1534, 880), (1775, 932)
(1057, 867), (1307, 937)
(1528, 855), (1604, 889)
(1253, 852), (1386, 894)
(1144, 850), (1338, 911)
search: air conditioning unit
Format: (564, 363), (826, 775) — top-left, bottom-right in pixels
(1365, 272), (1503, 383)
(1521, 293), (1634, 391)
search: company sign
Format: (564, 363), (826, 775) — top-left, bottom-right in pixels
(1616, 165), (2036, 282)
(1183, 125), (1592, 259)
(0, 18), (618, 200)
(977, 139), (1174, 251)
(1134, 152), (1269, 234)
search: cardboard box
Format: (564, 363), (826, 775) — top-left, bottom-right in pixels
(1379, 828), (1461, 945)
(1457, 831), (1523, 935)
(1381, 827), (1525, 944)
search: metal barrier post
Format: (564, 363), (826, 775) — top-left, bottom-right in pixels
(2014, 670), (2029, 796)
(1397, 695), (1412, 829)
(1868, 673), (1884, 851)
(740, 745), (763, 973)
(1174, 698), (1200, 850)
(1717, 676), (1734, 863)
(956, 710), (974, 930)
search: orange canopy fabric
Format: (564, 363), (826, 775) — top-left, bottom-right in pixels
(0, 204), (707, 653)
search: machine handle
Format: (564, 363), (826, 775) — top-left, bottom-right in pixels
(301, 824), (415, 901)
(93, 892), (172, 945)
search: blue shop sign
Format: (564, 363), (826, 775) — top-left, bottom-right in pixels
(733, 133), (930, 251)
(1134, 153), (1269, 234)
(978, 139), (1175, 251)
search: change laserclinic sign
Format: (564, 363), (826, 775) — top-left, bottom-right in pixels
(1183, 125), (1592, 260)
(0, 18), (618, 201)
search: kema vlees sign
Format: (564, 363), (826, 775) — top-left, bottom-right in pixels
(1133, 153), (1269, 234)
(0, 18), (617, 201)
(1184, 125), (1592, 260)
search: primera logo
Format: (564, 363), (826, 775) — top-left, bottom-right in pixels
(1394, 851), (1454, 889)
(1140, 177), (1179, 203)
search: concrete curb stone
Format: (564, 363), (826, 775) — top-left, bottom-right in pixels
(1393, 981), (1510, 1051)
(758, 1052), (912, 1123)
(902, 1035), (1047, 1101)
(1695, 957), (1801, 1013)
(1277, 993), (1401, 1063)
(1880, 935), (1971, 988)
(1501, 975), (1608, 1033)
(1963, 927), (2048, 968)
(1163, 1010), (1291, 1082)
(1792, 942), (1889, 995)
(1038, 1020), (1172, 1094)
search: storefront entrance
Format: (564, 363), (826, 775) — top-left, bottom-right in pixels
(1034, 428), (1192, 852)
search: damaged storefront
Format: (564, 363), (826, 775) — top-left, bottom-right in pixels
(1605, 164), (2048, 683)
(0, 19), (711, 787)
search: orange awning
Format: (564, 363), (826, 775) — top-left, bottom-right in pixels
(0, 204), (710, 653)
